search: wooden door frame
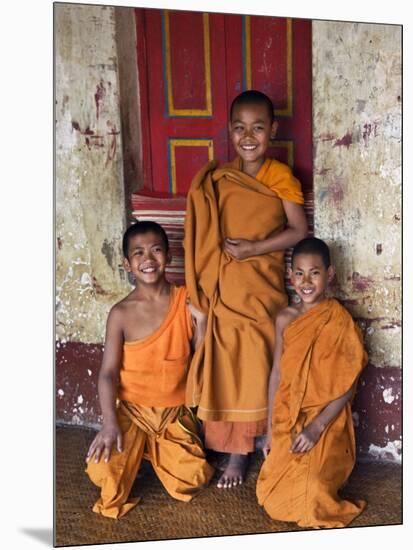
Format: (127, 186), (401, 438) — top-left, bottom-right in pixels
(114, 6), (144, 223)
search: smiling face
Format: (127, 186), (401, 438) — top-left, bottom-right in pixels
(289, 253), (335, 310)
(123, 231), (170, 286)
(228, 102), (277, 176)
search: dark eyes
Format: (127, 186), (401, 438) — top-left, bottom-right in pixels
(294, 271), (320, 276)
(233, 125), (264, 132)
(133, 247), (163, 255)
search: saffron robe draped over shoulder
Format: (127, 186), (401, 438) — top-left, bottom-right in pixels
(86, 286), (214, 519)
(184, 158), (304, 423)
(119, 286), (193, 407)
(256, 299), (368, 528)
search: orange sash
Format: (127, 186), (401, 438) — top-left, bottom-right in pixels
(118, 286), (193, 407)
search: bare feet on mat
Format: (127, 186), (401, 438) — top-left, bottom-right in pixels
(217, 453), (248, 488)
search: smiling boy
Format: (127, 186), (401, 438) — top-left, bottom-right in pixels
(184, 90), (307, 489)
(256, 237), (367, 528)
(85, 221), (213, 519)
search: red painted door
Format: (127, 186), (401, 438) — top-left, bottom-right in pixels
(135, 9), (312, 196)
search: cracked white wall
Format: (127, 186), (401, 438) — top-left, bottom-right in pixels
(312, 21), (401, 368)
(56, 4), (130, 344)
(313, 21), (401, 463)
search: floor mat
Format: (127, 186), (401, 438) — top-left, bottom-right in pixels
(55, 425), (402, 547)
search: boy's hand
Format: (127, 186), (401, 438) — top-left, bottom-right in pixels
(186, 298), (207, 325)
(290, 422), (323, 454)
(86, 422), (123, 464)
(224, 238), (257, 261)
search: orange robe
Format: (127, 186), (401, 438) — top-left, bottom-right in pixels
(86, 286), (214, 519)
(256, 299), (367, 528)
(184, 157), (303, 453)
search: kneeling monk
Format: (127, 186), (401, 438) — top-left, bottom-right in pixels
(85, 221), (213, 519)
(257, 237), (367, 528)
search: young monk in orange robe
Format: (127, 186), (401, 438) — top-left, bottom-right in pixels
(184, 90), (308, 488)
(257, 237), (367, 528)
(85, 221), (213, 519)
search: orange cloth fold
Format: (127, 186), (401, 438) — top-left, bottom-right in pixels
(86, 285), (213, 518)
(245, 157), (304, 203)
(119, 286), (193, 407)
(184, 158), (303, 424)
(256, 299), (368, 528)
(86, 402), (214, 519)
(203, 418), (267, 454)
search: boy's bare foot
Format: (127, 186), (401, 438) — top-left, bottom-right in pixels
(217, 453), (248, 488)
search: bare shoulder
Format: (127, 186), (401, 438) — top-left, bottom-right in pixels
(107, 291), (136, 324)
(275, 305), (300, 332)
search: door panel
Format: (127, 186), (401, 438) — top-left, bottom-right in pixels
(136, 9), (312, 195)
(136, 9), (228, 194)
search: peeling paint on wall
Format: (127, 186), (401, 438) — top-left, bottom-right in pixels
(334, 132), (353, 148)
(368, 441), (401, 463)
(353, 364), (401, 461)
(56, 4), (130, 344)
(56, 341), (103, 428)
(313, 21), (401, 461)
(382, 388), (395, 404)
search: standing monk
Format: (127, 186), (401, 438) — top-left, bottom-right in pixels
(85, 221), (213, 518)
(184, 90), (308, 488)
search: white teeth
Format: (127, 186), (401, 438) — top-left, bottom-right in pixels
(302, 289), (313, 294)
(241, 145), (256, 150)
(141, 267), (156, 273)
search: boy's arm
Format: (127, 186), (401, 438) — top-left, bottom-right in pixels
(290, 384), (355, 453)
(224, 200), (307, 260)
(187, 300), (207, 351)
(86, 306), (124, 463)
(262, 311), (289, 458)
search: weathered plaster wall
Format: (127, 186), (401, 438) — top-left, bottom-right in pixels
(114, 7), (143, 225)
(55, 4), (130, 423)
(312, 21), (401, 461)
